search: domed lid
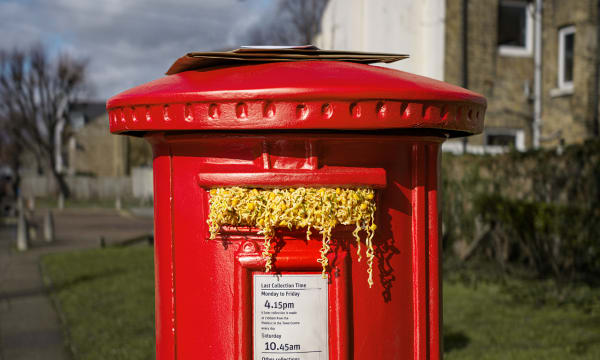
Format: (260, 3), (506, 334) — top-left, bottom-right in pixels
(107, 49), (485, 136)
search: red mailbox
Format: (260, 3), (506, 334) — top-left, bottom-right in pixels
(107, 50), (485, 360)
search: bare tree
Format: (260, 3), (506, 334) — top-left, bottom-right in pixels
(0, 46), (88, 198)
(280, 0), (328, 44)
(245, 0), (329, 45)
(0, 120), (23, 197)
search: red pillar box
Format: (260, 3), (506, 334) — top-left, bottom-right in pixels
(107, 49), (485, 360)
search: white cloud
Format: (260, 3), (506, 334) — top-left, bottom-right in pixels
(0, 0), (275, 100)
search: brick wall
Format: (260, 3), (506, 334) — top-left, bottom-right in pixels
(445, 0), (599, 149)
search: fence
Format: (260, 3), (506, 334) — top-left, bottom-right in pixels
(20, 166), (153, 200)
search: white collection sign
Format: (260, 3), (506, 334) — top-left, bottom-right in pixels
(253, 274), (329, 360)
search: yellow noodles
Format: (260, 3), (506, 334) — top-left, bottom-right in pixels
(207, 187), (377, 287)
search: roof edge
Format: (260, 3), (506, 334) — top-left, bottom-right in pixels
(108, 98), (485, 135)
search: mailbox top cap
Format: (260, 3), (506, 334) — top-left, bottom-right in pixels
(107, 61), (486, 136)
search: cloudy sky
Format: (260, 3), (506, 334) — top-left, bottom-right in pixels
(0, 0), (276, 100)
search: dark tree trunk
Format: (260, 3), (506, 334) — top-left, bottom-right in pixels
(51, 168), (70, 198)
(10, 157), (21, 198)
(48, 156), (70, 198)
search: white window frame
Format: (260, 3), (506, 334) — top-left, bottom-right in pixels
(498, 1), (534, 57)
(558, 25), (575, 91)
(484, 128), (526, 152)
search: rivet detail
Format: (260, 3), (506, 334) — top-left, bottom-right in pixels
(184, 103), (193, 122)
(163, 105), (171, 122)
(321, 103), (333, 119)
(263, 102), (276, 118)
(296, 104), (309, 120)
(350, 102), (361, 119)
(376, 101), (386, 119)
(208, 103), (219, 119)
(108, 100), (485, 135)
(236, 102), (248, 119)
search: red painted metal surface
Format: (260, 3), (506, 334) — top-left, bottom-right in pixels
(107, 61), (485, 135)
(144, 134), (447, 359)
(147, 136), (175, 360)
(108, 60), (485, 359)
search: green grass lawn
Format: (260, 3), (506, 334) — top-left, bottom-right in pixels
(42, 246), (600, 359)
(444, 280), (600, 359)
(42, 246), (155, 360)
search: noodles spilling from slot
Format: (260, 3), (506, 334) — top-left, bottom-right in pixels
(207, 187), (377, 287)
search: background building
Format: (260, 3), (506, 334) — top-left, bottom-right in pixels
(316, 0), (446, 81)
(317, 0), (600, 153)
(68, 103), (152, 177)
(18, 103), (154, 200)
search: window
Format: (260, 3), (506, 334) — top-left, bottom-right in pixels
(497, 1), (533, 57)
(558, 26), (575, 90)
(487, 134), (516, 147)
(484, 128), (525, 152)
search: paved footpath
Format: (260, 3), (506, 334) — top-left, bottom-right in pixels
(0, 208), (153, 360)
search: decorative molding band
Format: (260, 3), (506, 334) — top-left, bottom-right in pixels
(108, 99), (485, 135)
(196, 168), (387, 189)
